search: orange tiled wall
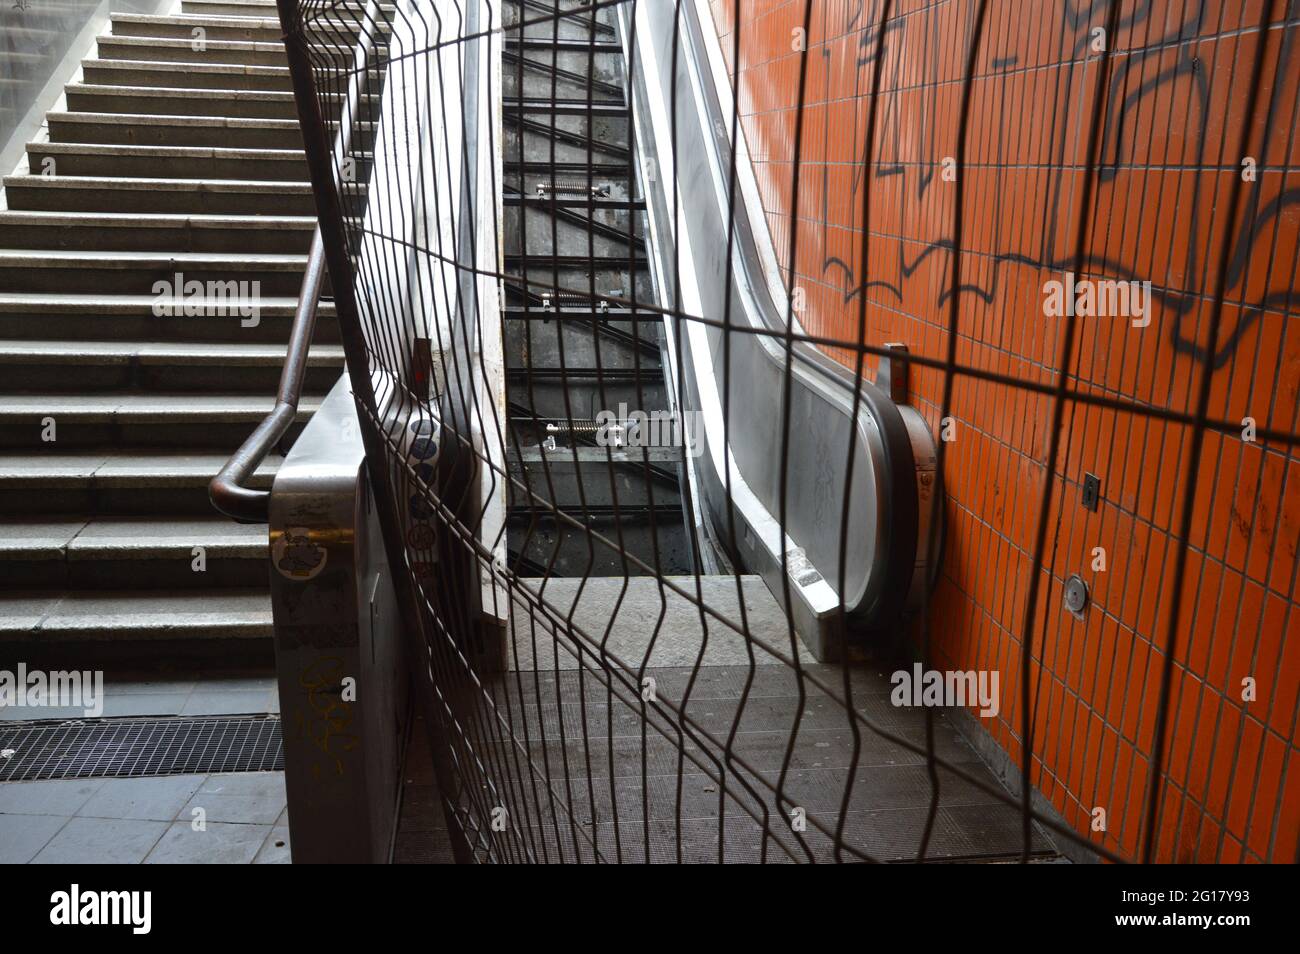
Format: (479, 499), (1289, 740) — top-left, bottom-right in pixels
(708, 0), (1299, 861)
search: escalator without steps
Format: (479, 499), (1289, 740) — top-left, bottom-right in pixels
(501, 0), (692, 578)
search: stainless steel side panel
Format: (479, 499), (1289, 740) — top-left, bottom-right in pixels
(268, 374), (408, 863)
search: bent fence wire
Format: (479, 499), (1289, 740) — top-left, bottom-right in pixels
(277, 0), (1299, 863)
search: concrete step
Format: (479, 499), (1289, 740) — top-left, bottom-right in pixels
(0, 339), (345, 392)
(2, 175), (324, 216)
(181, 0), (287, 14)
(110, 12), (391, 44)
(0, 211), (316, 253)
(0, 292), (340, 344)
(0, 391), (324, 448)
(97, 34), (299, 67)
(28, 141), (311, 181)
(0, 249), (312, 295)
(80, 57), (294, 92)
(48, 110), (370, 151)
(0, 589), (274, 667)
(180, 0), (393, 16)
(0, 516), (270, 588)
(48, 110), (300, 150)
(64, 83), (375, 122)
(0, 449), (281, 515)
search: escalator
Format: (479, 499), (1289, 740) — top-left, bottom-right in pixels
(502, 1), (693, 576)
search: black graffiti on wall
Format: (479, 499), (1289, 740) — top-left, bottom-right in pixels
(809, 0), (1298, 370)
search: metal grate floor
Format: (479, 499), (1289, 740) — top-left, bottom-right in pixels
(0, 716), (283, 782)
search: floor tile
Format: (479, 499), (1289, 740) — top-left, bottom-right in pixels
(31, 816), (167, 864)
(105, 677), (199, 696)
(77, 774), (205, 822)
(192, 676), (277, 694)
(253, 826), (291, 864)
(4, 694), (195, 720)
(0, 813), (69, 863)
(98, 693), (194, 718)
(180, 688), (277, 716)
(2, 705), (89, 721)
(144, 820), (269, 864)
(185, 772), (285, 825)
(0, 777), (104, 816)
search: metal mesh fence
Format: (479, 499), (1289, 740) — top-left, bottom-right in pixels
(275, 0), (1299, 863)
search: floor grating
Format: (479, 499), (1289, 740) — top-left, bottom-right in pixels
(0, 716), (283, 781)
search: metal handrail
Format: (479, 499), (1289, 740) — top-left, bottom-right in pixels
(209, 228), (326, 523)
(209, 0), (385, 523)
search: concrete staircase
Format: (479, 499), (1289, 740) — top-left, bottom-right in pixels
(0, 0), (354, 666)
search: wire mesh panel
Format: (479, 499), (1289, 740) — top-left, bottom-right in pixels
(276, 0), (1299, 863)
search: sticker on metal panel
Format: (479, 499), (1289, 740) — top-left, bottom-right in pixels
(272, 526), (328, 581)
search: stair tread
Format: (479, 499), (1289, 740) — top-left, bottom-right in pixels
(50, 109), (306, 129)
(0, 210), (315, 229)
(67, 82), (367, 102)
(111, 12), (384, 30)
(0, 588), (273, 635)
(0, 291), (329, 311)
(0, 449), (282, 482)
(0, 340), (344, 363)
(0, 514), (267, 558)
(0, 392), (325, 416)
(0, 249), (309, 265)
(33, 140), (305, 159)
(99, 34), (296, 53)
(82, 57), (291, 77)
(182, 0), (295, 6)
(4, 174), (314, 192)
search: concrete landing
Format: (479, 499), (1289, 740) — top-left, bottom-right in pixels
(396, 576), (1059, 863)
(508, 575), (816, 670)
